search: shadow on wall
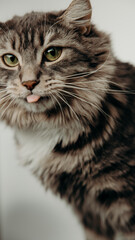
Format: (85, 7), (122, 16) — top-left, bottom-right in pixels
(2, 200), (84, 240)
(4, 202), (67, 240)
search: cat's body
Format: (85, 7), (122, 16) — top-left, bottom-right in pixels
(0, 0), (135, 239)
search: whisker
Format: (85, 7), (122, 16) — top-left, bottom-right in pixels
(53, 92), (65, 120)
(64, 52), (110, 79)
(0, 93), (11, 101)
(57, 91), (79, 121)
(97, 88), (135, 94)
(53, 82), (104, 100)
(0, 100), (10, 111)
(65, 84), (133, 94)
(75, 79), (131, 90)
(0, 96), (12, 110)
(0, 90), (7, 94)
(58, 88), (110, 119)
(1, 98), (16, 118)
(56, 79), (135, 95)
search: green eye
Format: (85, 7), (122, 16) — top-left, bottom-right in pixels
(3, 54), (19, 67)
(44, 47), (62, 62)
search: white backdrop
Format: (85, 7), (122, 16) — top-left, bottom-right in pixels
(0, 1), (135, 240)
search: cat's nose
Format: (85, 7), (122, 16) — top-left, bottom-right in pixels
(22, 80), (40, 91)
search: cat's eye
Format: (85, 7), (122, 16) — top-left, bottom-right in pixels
(2, 54), (19, 67)
(44, 47), (62, 62)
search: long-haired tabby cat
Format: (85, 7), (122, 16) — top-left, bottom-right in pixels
(0, 0), (135, 239)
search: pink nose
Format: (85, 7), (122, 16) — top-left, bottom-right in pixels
(22, 80), (39, 91)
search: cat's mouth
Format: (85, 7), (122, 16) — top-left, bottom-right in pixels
(22, 94), (53, 113)
(26, 94), (41, 103)
(25, 94), (50, 104)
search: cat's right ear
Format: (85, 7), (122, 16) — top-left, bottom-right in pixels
(59, 0), (92, 35)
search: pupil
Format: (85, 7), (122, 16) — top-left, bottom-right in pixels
(50, 49), (55, 56)
(10, 56), (15, 62)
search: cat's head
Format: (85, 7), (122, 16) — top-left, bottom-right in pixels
(0, 0), (113, 128)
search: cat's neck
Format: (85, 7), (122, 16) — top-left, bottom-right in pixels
(14, 118), (87, 172)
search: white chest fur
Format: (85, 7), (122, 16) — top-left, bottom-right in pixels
(15, 126), (64, 173)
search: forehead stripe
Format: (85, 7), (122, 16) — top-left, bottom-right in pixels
(39, 32), (44, 46)
(12, 38), (16, 50)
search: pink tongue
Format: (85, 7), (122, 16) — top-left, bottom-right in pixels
(26, 95), (41, 103)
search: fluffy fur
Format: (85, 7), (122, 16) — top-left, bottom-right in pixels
(0, 0), (135, 239)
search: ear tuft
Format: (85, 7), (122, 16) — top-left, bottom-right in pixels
(60, 0), (92, 35)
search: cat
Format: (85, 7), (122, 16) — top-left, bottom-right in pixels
(0, 0), (135, 239)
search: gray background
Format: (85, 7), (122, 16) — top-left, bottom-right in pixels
(0, 0), (135, 240)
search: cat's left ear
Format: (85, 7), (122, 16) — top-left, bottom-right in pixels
(59, 0), (92, 35)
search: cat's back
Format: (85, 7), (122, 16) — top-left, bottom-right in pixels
(94, 60), (135, 186)
(115, 60), (135, 123)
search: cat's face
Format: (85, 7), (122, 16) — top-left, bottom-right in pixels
(0, 12), (79, 114)
(0, 0), (113, 128)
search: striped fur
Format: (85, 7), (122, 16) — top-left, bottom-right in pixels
(0, 0), (135, 239)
